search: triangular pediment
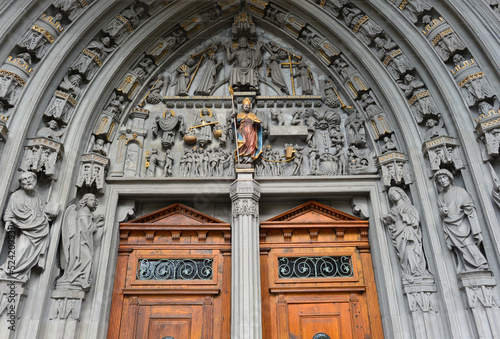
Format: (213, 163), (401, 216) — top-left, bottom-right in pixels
(265, 201), (362, 223)
(124, 203), (227, 226)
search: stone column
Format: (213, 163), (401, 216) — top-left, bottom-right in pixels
(230, 165), (262, 339)
(0, 280), (26, 339)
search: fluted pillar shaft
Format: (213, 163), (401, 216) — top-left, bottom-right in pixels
(230, 166), (262, 339)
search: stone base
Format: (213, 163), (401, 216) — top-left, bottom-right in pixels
(457, 269), (496, 289)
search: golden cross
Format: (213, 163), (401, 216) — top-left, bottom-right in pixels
(281, 54), (300, 96)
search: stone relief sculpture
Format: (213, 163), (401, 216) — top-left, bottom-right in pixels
(399, 0), (433, 23)
(194, 52), (222, 96)
(398, 74), (438, 122)
(0, 53), (33, 107)
(434, 169), (489, 272)
(225, 37), (264, 92)
(452, 55), (495, 107)
(188, 108), (221, 147)
(345, 107), (366, 147)
(146, 148), (162, 177)
(312, 0), (348, 17)
(233, 97), (263, 163)
(70, 37), (115, 81)
(151, 110), (185, 149)
(56, 194), (104, 291)
(173, 58), (197, 96)
(373, 35), (414, 80)
(102, 3), (146, 45)
(17, 13), (64, 59)
(332, 56), (367, 98)
(0, 172), (55, 282)
(382, 187), (431, 283)
(44, 74), (83, 123)
(36, 120), (64, 141)
(54, 0), (94, 21)
(266, 49), (289, 95)
(423, 115), (447, 141)
(144, 74), (169, 105)
(422, 16), (467, 61)
(342, 7), (383, 44)
(293, 61), (313, 95)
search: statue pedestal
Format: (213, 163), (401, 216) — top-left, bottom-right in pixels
(230, 167), (262, 338)
(47, 289), (85, 339)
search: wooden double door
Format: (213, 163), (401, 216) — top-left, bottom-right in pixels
(108, 202), (383, 339)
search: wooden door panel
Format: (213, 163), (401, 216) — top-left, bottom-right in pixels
(136, 304), (204, 339)
(287, 302), (352, 339)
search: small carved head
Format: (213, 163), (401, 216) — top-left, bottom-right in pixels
(19, 171), (37, 191)
(434, 168), (454, 187)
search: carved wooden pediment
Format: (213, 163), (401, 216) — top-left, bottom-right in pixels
(264, 200), (362, 224)
(122, 203), (228, 226)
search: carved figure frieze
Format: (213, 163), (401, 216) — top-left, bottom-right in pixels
(143, 74), (169, 105)
(322, 78), (342, 108)
(342, 7), (383, 44)
(382, 187), (431, 283)
(17, 13), (64, 59)
(0, 53), (33, 107)
(102, 3), (146, 45)
(173, 58), (197, 96)
(69, 37), (115, 81)
(117, 56), (156, 98)
(380, 135), (397, 154)
(374, 34), (414, 80)
(180, 147), (233, 177)
(451, 56), (496, 108)
(56, 194), (104, 291)
(407, 291), (438, 313)
(145, 148), (174, 177)
(421, 16), (467, 61)
(0, 172), (57, 282)
(434, 169), (489, 272)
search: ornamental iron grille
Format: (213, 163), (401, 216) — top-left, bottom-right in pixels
(136, 258), (214, 281)
(278, 256), (353, 279)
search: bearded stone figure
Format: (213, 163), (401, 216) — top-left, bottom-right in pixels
(0, 172), (52, 282)
(56, 193), (104, 291)
(434, 169), (489, 272)
(382, 187), (431, 283)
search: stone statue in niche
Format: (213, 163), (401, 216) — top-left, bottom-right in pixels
(225, 37), (264, 92)
(90, 137), (109, 156)
(453, 55), (495, 107)
(56, 194), (104, 291)
(151, 110), (185, 149)
(219, 113), (235, 147)
(400, 0), (433, 24)
(293, 61), (313, 95)
(423, 115), (447, 141)
(102, 3), (146, 45)
(233, 98), (263, 163)
(398, 74), (438, 122)
(70, 36), (115, 81)
(374, 35), (414, 80)
(422, 16), (466, 61)
(17, 13), (63, 59)
(380, 135), (397, 154)
(54, 0), (94, 21)
(434, 169), (489, 272)
(164, 149), (174, 177)
(173, 58), (197, 96)
(266, 49), (289, 95)
(36, 120), (64, 141)
(345, 107), (366, 147)
(382, 187), (432, 283)
(358, 92), (383, 117)
(341, 7), (383, 44)
(0, 172), (56, 282)
(194, 52), (222, 96)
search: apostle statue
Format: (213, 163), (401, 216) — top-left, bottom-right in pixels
(434, 169), (489, 272)
(194, 52), (222, 96)
(0, 172), (53, 282)
(56, 193), (104, 291)
(226, 37), (263, 92)
(382, 187), (431, 283)
(232, 97), (263, 163)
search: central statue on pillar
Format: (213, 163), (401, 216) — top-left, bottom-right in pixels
(233, 97), (263, 164)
